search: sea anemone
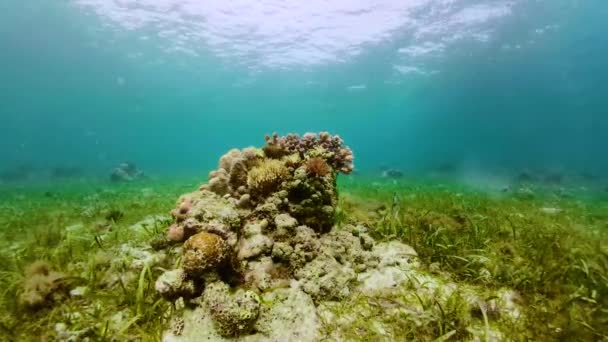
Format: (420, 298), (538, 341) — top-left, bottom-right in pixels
(305, 157), (331, 178)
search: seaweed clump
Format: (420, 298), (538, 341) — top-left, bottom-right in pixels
(18, 261), (72, 310)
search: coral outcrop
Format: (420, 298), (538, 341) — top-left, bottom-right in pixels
(154, 132), (362, 337)
(155, 132), (523, 341)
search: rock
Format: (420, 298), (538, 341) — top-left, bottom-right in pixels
(254, 283), (320, 341)
(373, 241), (418, 269)
(173, 190), (241, 229)
(515, 187), (535, 199)
(242, 220), (268, 237)
(357, 266), (410, 291)
(162, 284), (319, 342)
(110, 162), (145, 182)
(274, 213), (298, 230)
(242, 257), (281, 291)
(157, 133), (360, 338)
(237, 194), (251, 208)
(295, 255), (356, 301)
(272, 226), (320, 270)
(117, 244), (166, 270)
(203, 282), (260, 337)
(155, 269), (200, 301)
(540, 207), (562, 215)
(69, 286), (88, 298)
(130, 214), (172, 234)
(237, 234), (273, 260)
(355, 241), (419, 292)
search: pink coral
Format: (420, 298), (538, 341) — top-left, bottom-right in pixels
(266, 132), (354, 174)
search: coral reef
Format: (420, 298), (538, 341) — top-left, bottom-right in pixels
(155, 132), (364, 338)
(154, 132), (531, 340)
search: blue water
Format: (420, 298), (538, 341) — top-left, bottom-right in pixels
(1, 0), (607, 181)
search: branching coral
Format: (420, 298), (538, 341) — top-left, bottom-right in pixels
(265, 132), (354, 174)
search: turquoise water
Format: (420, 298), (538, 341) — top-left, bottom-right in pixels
(1, 0), (607, 180)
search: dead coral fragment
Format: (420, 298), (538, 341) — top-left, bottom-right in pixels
(203, 281), (261, 337)
(182, 232), (229, 275)
(19, 261), (71, 310)
(155, 268), (200, 301)
(305, 157), (332, 178)
(247, 159), (290, 196)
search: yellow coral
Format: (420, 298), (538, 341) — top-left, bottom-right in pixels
(281, 153), (301, 167)
(247, 159), (290, 195)
(305, 146), (332, 159)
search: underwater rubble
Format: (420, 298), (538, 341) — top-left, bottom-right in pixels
(153, 132), (525, 341)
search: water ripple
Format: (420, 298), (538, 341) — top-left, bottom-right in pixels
(74, 0), (516, 71)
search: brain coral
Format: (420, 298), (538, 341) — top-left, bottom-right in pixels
(182, 232), (229, 275)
